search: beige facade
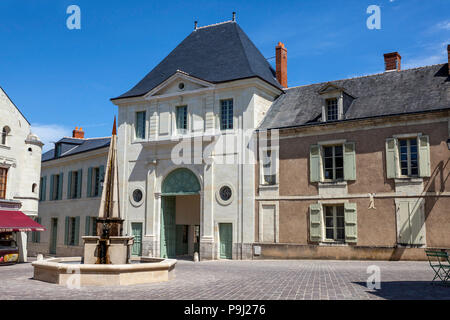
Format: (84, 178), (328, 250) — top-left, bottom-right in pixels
(255, 111), (450, 260)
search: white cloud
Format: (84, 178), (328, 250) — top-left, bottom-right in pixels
(436, 20), (450, 31)
(31, 123), (71, 152)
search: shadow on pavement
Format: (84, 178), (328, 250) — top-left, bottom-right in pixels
(354, 281), (450, 300)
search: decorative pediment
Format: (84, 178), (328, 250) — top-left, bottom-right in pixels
(144, 70), (215, 100)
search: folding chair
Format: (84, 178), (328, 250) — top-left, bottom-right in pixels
(425, 250), (450, 284)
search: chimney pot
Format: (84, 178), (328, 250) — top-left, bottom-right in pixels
(72, 127), (85, 139)
(384, 52), (401, 71)
(276, 42), (288, 88)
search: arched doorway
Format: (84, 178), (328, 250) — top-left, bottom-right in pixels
(160, 168), (201, 259)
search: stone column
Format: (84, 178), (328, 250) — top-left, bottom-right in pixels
(153, 192), (161, 258)
(17, 232), (27, 263)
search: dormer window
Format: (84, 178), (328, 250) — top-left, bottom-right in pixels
(326, 98), (338, 121)
(55, 143), (61, 157)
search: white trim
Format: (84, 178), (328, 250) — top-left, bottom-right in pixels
(215, 183), (235, 206)
(129, 186), (145, 207)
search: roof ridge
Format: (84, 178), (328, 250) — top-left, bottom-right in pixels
(196, 20), (234, 30)
(285, 63), (447, 91)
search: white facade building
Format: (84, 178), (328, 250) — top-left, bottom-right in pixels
(111, 21), (282, 260)
(0, 86), (43, 262)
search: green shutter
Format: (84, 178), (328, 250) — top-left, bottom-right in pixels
(343, 142), (356, 181)
(67, 171), (72, 199)
(64, 216), (70, 245)
(77, 169), (83, 198)
(41, 176), (47, 201)
(85, 216), (91, 236)
(418, 135), (431, 177)
(397, 201), (411, 245)
(87, 167), (92, 197)
(58, 172), (63, 200)
(385, 138), (398, 179)
(309, 203), (322, 242)
(344, 202), (357, 243)
(310, 145), (321, 183)
(49, 175), (54, 200)
(74, 216), (80, 246)
(98, 165), (105, 197)
(36, 218), (41, 243)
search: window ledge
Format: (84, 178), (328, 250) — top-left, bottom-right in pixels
(259, 184), (279, 190)
(319, 181), (347, 187)
(394, 177), (423, 184)
(0, 144), (11, 150)
(319, 242), (348, 247)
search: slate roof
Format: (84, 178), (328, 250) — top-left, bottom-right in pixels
(113, 21), (281, 100)
(259, 63), (450, 130)
(42, 137), (110, 162)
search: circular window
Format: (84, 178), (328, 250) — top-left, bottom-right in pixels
(178, 82), (185, 90)
(216, 183), (234, 206)
(133, 189), (143, 203)
(219, 186), (232, 201)
(129, 187), (145, 207)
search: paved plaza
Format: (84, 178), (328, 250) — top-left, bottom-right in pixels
(0, 259), (449, 300)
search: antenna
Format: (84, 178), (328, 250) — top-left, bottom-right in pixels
(232, 12), (236, 22)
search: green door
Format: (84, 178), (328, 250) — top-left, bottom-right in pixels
(219, 223), (232, 259)
(176, 225), (189, 256)
(131, 223), (143, 256)
(49, 218), (58, 255)
(160, 196), (176, 258)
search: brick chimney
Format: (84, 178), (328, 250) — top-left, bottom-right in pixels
(276, 42), (288, 88)
(384, 52), (401, 71)
(72, 127), (84, 139)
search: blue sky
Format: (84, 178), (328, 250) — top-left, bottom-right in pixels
(0, 0), (448, 150)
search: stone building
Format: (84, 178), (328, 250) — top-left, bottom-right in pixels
(0, 86), (44, 262)
(254, 48), (450, 260)
(27, 128), (111, 257)
(110, 19), (282, 260)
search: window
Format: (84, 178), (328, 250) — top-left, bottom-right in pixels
(261, 149), (278, 185)
(220, 99), (233, 130)
(219, 186), (232, 201)
(69, 217), (76, 246)
(324, 205), (345, 242)
(91, 217), (97, 236)
(1, 126), (10, 145)
(39, 176), (47, 201)
(326, 98), (338, 121)
(31, 217), (41, 243)
(32, 183), (37, 193)
(88, 166), (104, 197)
(68, 170), (82, 199)
(0, 168), (7, 199)
(323, 145), (344, 181)
(50, 174), (62, 200)
(135, 111), (146, 139)
(176, 105), (187, 134)
(398, 138), (418, 177)
(55, 143), (61, 157)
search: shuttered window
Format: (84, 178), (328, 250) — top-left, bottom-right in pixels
(261, 149), (278, 185)
(66, 216), (80, 246)
(39, 176), (47, 201)
(87, 166), (104, 197)
(50, 173), (63, 200)
(385, 135), (430, 179)
(310, 143), (356, 183)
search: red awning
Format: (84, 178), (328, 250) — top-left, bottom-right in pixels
(0, 210), (46, 232)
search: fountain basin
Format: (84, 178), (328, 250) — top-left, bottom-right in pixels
(32, 256), (177, 286)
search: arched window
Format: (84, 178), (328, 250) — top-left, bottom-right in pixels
(32, 183), (38, 193)
(1, 126), (10, 145)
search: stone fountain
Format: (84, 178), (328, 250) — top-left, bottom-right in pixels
(32, 118), (176, 286)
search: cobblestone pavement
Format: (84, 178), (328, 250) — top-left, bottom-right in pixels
(0, 259), (448, 300)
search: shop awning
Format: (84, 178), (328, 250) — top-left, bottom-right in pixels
(0, 210), (45, 232)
